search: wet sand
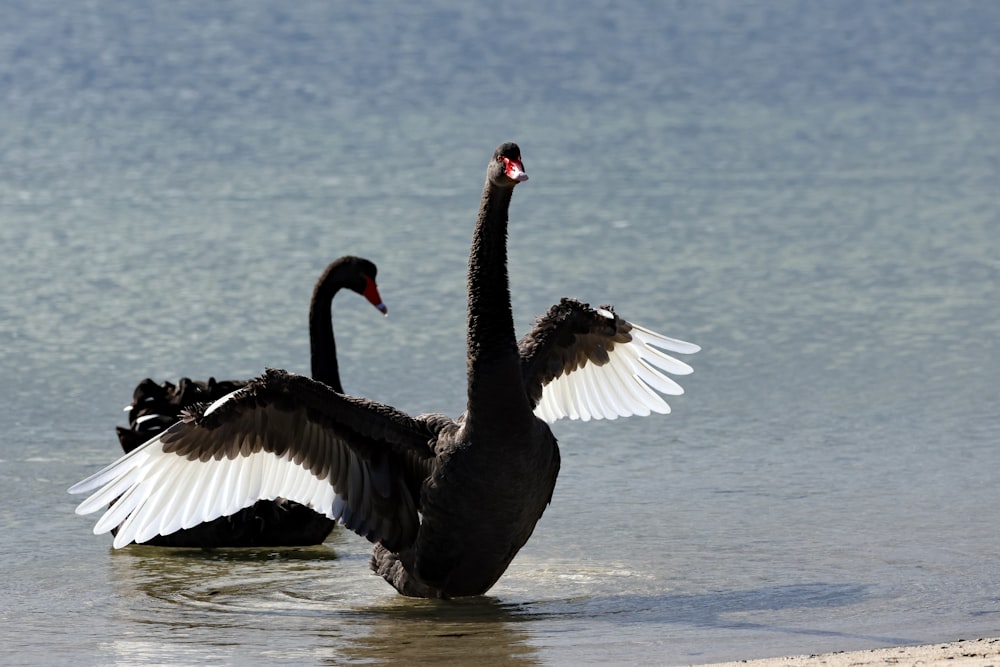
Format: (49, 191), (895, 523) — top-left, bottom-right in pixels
(700, 638), (1000, 667)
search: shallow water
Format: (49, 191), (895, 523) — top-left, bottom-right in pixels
(2, 2), (999, 665)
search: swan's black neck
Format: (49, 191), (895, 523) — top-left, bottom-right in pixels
(309, 278), (344, 393)
(465, 178), (530, 428)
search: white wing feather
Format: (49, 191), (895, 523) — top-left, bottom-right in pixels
(68, 432), (338, 549)
(533, 319), (700, 423)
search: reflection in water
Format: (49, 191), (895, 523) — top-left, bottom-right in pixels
(109, 542), (341, 608)
(335, 597), (540, 666)
(105, 543), (350, 665)
(103, 543), (893, 665)
(105, 543), (541, 665)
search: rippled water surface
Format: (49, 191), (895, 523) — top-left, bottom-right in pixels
(2, 2), (998, 665)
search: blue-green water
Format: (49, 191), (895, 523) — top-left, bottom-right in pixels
(1, 2), (998, 665)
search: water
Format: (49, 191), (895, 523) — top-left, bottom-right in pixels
(1, 1), (998, 664)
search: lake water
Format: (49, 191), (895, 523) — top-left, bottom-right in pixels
(1, 1), (998, 665)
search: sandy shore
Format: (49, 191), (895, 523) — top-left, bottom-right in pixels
(699, 638), (1000, 667)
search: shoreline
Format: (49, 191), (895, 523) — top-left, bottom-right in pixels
(698, 638), (1000, 667)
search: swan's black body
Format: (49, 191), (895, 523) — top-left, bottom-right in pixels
(370, 143), (559, 596)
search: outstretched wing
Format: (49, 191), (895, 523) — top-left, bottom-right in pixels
(70, 369), (437, 551)
(519, 298), (700, 423)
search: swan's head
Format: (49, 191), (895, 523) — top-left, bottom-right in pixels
(322, 256), (388, 315)
(491, 142), (528, 186)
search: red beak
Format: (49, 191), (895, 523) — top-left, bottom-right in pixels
(502, 156), (529, 182)
(362, 277), (388, 315)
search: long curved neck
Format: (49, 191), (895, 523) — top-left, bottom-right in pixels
(309, 279), (344, 393)
(465, 179), (530, 427)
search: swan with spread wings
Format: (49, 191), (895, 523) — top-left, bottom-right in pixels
(71, 143), (699, 598)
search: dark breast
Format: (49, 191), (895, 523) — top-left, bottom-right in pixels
(413, 422), (561, 596)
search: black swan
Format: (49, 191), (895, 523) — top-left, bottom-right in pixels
(71, 143), (699, 597)
(110, 256), (387, 548)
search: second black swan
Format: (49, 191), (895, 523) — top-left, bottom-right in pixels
(112, 256), (387, 548)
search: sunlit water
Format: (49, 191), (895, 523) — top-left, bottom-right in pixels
(1, 2), (998, 665)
